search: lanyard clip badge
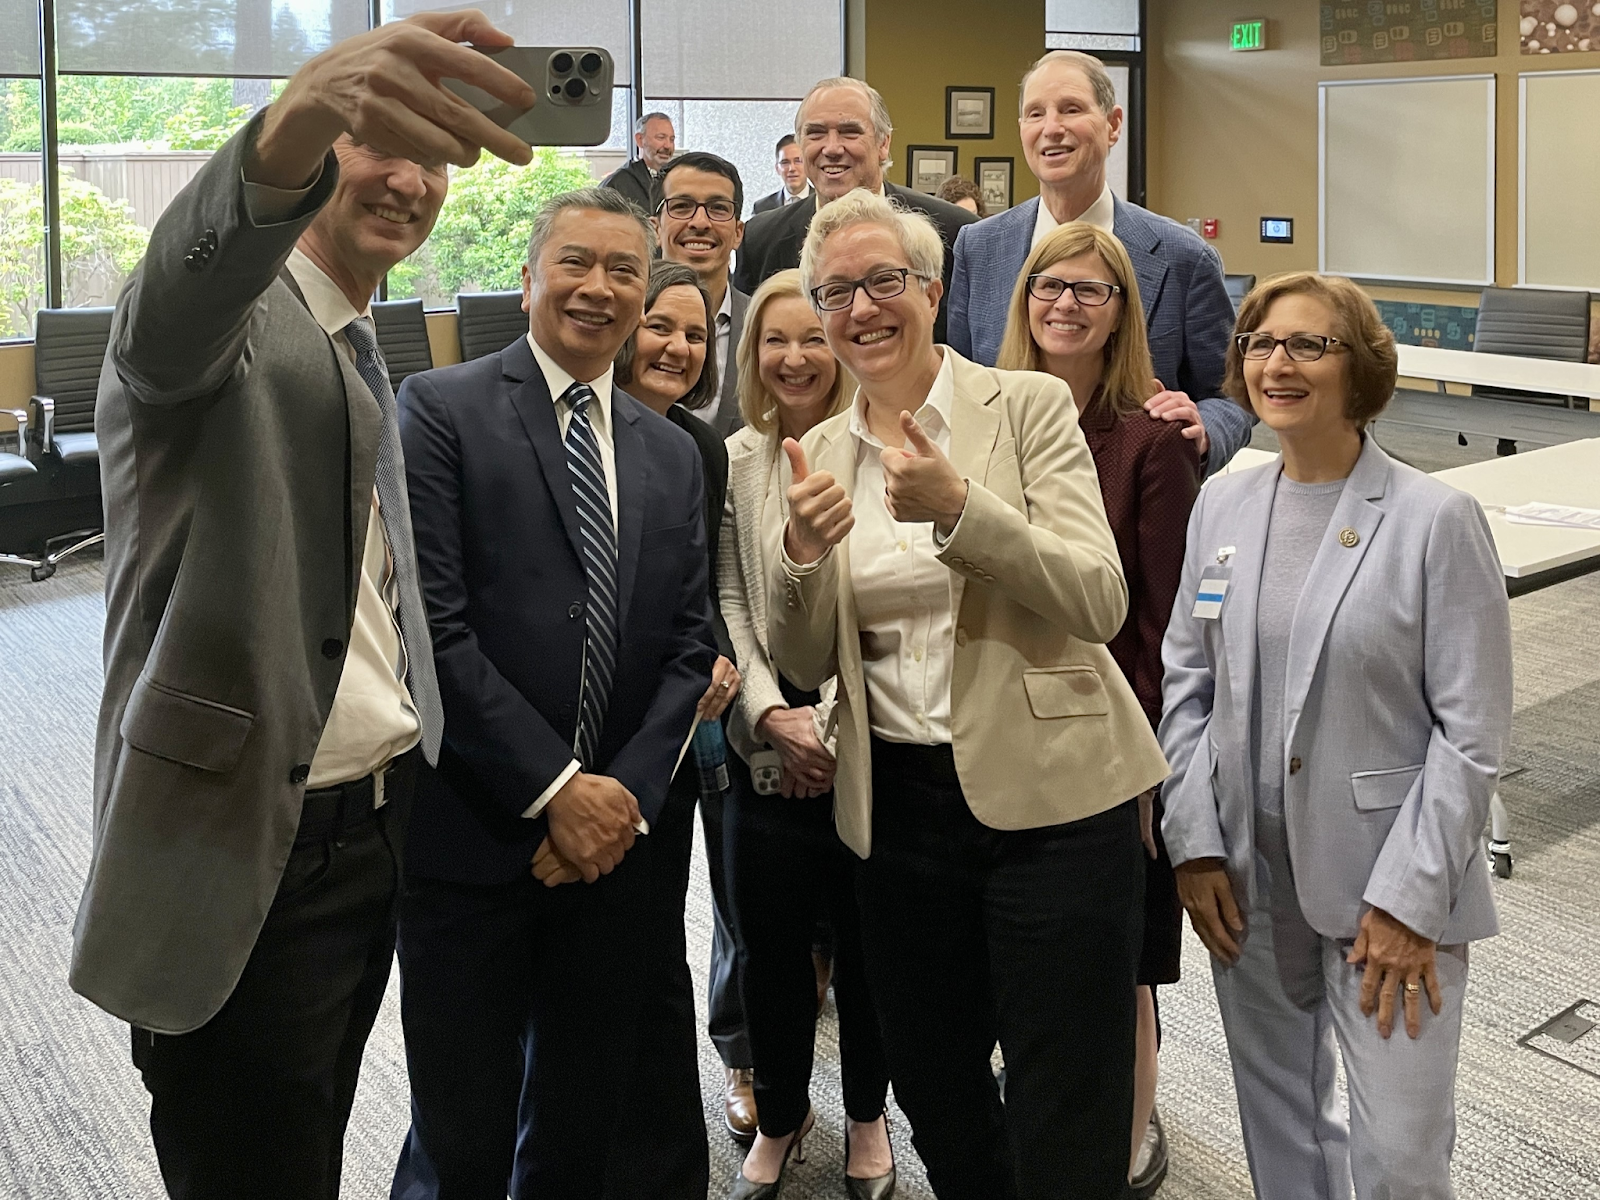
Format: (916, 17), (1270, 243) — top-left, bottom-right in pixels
(1193, 547), (1235, 620)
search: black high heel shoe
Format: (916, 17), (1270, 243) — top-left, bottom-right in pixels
(844, 1111), (897, 1200)
(727, 1108), (815, 1200)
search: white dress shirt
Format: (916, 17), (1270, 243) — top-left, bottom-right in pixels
(520, 335), (632, 820)
(841, 351), (959, 745)
(786, 182), (814, 205)
(1031, 181), (1116, 249)
(683, 284), (732, 422)
(283, 249), (421, 791)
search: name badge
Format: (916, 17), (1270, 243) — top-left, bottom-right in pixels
(1192, 567), (1231, 620)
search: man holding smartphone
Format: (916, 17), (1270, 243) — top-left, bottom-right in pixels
(74, 13), (535, 1199)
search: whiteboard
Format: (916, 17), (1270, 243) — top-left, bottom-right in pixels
(1319, 75), (1495, 288)
(1520, 70), (1600, 292)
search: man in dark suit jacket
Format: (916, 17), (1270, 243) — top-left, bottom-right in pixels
(946, 50), (1255, 476)
(74, 15), (537, 1199)
(732, 77), (977, 345)
(601, 111), (676, 215)
(751, 133), (811, 214)
(392, 187), (717, 1199)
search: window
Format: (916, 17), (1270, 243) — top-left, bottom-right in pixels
(1043, 0), (1144, 204)
(0, 0), (42, 337)
(643, 99), (803, 220)
(1046, 0), (1141, 51)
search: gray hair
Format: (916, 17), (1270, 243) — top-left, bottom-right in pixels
(798, 188), (943, 306)
(635, 111), (673, 136)
(526, 187), (656, 267)
(1018, 50), (1117, 116)
(795, 76), (895, 149)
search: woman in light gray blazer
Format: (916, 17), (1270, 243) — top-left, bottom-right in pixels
(717, 269), (894, 1199)
(1159, 273), (1512, 1200)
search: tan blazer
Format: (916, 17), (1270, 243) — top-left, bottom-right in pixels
(719, 424), (835, 764)
(767, 349), (1170, 858)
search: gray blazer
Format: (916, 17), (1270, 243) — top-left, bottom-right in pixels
(1158, 437), (1511, 945)
(701, 285), (749, 437)
(72, 118), (388, 1034)
(717, 424), (834, 764)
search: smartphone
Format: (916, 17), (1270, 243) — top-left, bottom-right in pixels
(443, 46), (614, 148)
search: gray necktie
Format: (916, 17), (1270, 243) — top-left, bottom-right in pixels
(341, 316), (444, 766)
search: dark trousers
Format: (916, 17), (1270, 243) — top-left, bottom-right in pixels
(132, 751), (418, 1200)
(393, 835), (651, 1200)
(587, 771), (710, 1200)
(725, 761), (890, 1137)
(700, 782), (752, 1069)
(858, 739), (1144, 1200)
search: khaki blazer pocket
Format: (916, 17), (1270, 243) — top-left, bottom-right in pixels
(120, 676), (256, 773)
(1349, 764), (1424, 812)
(1021, 666), (1110, 719)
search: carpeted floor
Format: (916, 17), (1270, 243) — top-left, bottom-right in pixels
(3, 421), (1599, 1198)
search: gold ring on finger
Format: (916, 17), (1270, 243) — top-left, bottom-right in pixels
(1404, 982), (1420, 994)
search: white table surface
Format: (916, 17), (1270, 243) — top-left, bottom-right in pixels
(1433, 438), (1600, 579)
(1396, 344), (1600, 401)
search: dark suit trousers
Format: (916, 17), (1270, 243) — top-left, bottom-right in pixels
(394, 842), (651, 1200)
(700, 781), (751, 1069)
(590, 769), (711, 1200)
(725, 760), (890, 1136)
(131, 752), (418, 1200)
(858, 739), (1144, 1200)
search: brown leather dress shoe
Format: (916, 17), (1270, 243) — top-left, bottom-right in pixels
(724, 1067), (758, 1145)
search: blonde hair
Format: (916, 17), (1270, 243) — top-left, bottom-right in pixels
(736, 269), (850, 434)
(798, 188), (944, 308)
(996, 222), (1154, 419)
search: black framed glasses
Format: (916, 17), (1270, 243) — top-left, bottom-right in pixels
(1025, 275), (1121, 306)
(658, 196), (739, 222)
(1236, 332), (1347, 362)
(810, 268), (931, 312)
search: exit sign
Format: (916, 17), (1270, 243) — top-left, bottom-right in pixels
(1231, 19), (1266, 50)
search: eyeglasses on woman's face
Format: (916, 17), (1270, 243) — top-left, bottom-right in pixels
(1025, 275), (1121, 306)
(809, 267), (931, 312)
(1235, 332), (1346, 362)
(657, 196), (739, 223)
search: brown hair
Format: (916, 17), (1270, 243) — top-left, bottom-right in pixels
(995, 222), (1154, 419)
(736, 269), (850, 435)
(614, 260), (718, 412)
(1225, 272), (1398, 429)
(936, 176), (984, 216)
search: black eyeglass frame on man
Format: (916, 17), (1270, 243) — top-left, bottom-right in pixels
(657, 196), (739, 223)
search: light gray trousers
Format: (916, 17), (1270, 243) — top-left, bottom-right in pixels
(1211, 810), (1469, 1200)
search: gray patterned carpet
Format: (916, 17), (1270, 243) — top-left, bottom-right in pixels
(3, 421), (1599, 1198)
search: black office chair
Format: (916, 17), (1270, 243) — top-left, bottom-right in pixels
(1224, 274), (1256, 313)
(1471, 287), (1590, 408)
(456, 290), (527, 363)
(0, 407), (36, 488)
(371, 298), (435, 390)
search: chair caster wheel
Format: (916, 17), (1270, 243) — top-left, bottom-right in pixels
(1489, 843), (1513, 879)
(30, 563), (54, 582)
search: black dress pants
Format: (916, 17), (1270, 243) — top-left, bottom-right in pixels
(725, 757), (890, 1137)
(393, 834), (651, 1200)
(132, 751), (417, 1200)
(857, 739), (1144, 1200)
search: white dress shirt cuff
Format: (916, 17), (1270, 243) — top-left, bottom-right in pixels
(523, 759), (580, 818)
(781, 541), (831, 576)
(241, 162), (327, 227)
(931, 482), (972, 549)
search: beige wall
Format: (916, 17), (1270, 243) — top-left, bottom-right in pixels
(857, 0), (1044, 205)
(1146, 0), (1600, 291)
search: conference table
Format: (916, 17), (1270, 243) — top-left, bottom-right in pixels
(1396, 344), (1600, 405)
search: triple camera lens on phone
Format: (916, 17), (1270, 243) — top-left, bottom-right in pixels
(548, 50), (606, 104)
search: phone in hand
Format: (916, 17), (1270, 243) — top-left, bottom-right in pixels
(444, 46), (614, 148)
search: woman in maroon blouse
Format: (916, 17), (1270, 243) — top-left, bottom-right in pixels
(998, 221), (1202, 1199)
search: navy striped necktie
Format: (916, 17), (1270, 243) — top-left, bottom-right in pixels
(562, 383), (619, 769)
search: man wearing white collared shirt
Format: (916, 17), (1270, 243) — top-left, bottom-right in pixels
(753, 134), (813, 213)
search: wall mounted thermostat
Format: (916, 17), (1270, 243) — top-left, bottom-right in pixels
(1260, 217), (1294, 244)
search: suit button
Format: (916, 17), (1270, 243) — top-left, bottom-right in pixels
(184, 252), (201, 272)
(1289, 757), (1302, 776)
(289, 763), (310, 785)
(203, 228), (218, 248)
(955, 628), (969, 647)
(322, 638), (343, 659)
(568, 602), (582, 619)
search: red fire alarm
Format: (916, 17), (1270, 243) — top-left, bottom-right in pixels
(1202, 218), (1220, 239)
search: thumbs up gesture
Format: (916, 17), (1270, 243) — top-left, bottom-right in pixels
(783, 438), (854, 565)
(881, 411), (968, 536)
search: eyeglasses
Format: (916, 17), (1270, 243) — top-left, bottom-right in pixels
(1235, 333), (1347, 362)
(810, 268), (930, 312)
(1025, 275), (1121, 306)
(658, 196), (739, 223)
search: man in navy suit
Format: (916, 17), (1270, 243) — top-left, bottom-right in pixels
(947, 50), (1255, 474)
(391, 186), (716, 1199)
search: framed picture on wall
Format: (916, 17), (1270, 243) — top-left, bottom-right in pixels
(946, 87), (995, 140)
(906, 145), (958, 195)
(974, 157), (1014, 213)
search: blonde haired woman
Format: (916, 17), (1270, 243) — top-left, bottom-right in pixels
(998, 222), (1201, 1198)
(718, 269), (894, 1199)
